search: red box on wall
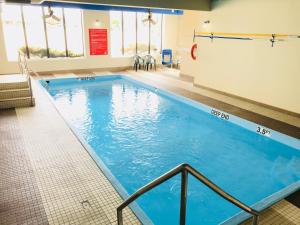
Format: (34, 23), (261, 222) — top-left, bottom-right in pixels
(89, 29), (108, 55)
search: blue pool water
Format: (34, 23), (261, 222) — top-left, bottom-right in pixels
(43, 75), (300, 225)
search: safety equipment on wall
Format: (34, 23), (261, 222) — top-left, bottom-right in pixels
(191, 44), (197, 60)
(193, 30), (300, 47)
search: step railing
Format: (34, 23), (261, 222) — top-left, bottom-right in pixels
(117, 163), (259, 225)
(18, 52), (34, 106)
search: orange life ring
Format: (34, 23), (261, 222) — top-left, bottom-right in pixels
(191, 43), (197, 60)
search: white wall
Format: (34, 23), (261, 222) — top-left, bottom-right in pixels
(0, 9), (180, 74)
(177, 10), (202, 77)
(163, 15), (179, 51)
(179, 0), (300, 114)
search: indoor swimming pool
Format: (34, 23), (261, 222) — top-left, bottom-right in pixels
(42, 75), (300, 225)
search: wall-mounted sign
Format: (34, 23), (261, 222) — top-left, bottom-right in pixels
(89, 29), (108, 55)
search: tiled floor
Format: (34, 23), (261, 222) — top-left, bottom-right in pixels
(241, 200), (300, 225)
(1, 70), (300, 225)
(1, 79), (139, 225)
(0, 110), (48, 225)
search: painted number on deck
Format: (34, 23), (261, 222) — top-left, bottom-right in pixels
(256, 126), (271, 137)
(78, 76), (95, 81)
(211, 109), (230, 120)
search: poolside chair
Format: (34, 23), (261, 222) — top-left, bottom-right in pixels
(133, 55), (144, 72)
(144, 55), (156, 71)
(162, 49), (173, 68)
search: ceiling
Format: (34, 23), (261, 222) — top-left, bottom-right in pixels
(6, 0), (211, 11)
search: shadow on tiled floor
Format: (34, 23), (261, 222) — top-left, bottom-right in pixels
(286, 190), (300, 208)
(0, 109), (49, 225)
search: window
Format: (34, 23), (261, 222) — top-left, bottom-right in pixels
(137, 12), (149, 55)
(149, 14), (163, 55)
(110, 10), (163, 57)
(1, 5), (26, 61)
(64, 8), (84, 57)
(123, 11), (137, 56)
(1, 4), (84, 61)
(23, 5), (47, 58)
(110, 11), (123, 57)
(44, 7), (66, 58)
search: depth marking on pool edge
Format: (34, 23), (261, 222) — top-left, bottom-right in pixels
(211, 108), (230, 120)
(256, 126), (272, 137)
(211, 108), (272, 138)
(77, 76), (96, 81)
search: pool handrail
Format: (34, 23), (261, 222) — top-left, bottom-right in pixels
(117, 163), (259, 225)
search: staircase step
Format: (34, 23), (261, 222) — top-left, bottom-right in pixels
(0, 81), (29, 90)
(0, 74), (29, 90)
(0, 97), (35, 109)
(0, 88), (31, 100)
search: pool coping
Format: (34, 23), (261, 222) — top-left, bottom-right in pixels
(38, 74), (300, 225)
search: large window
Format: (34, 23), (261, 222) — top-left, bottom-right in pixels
(1, 4), (84, 61)
(110, 11), (163, 57)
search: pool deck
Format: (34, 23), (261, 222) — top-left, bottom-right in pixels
(1, 70), (300, 225)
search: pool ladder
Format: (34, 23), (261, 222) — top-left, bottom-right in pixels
(117, 163), (259, 225)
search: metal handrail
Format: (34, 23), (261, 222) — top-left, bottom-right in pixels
(18, 52), (34, 106)
(117, 163), (259, 225)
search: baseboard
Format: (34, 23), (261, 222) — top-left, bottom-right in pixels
(179, 73), (195, 82)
